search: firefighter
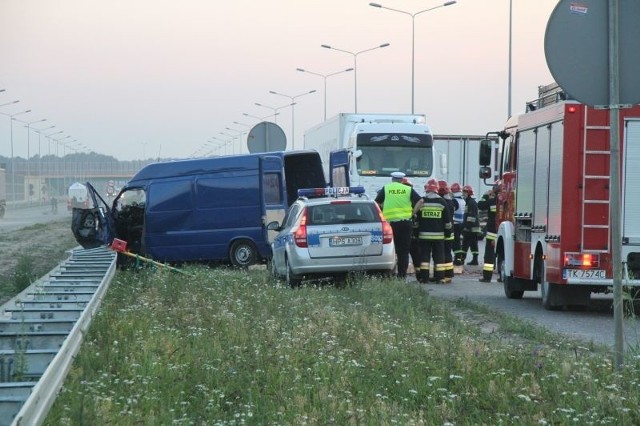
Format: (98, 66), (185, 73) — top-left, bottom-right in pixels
(412, 178), (450, 284)
(376, 171), (422, 279)
(477, 183), (498, 282)
(438, 180), (457, 283)
(402, 177), (422, 276)
(450, 182), (466, 265)
(461, 184), (481, 265)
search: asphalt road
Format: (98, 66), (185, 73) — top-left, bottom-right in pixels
(0, 203), (71, 234)
(415, 265), (640, 351)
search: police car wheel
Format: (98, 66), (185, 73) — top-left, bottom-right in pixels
(286, 258), (301, 288)
(230, 239), (258, 268)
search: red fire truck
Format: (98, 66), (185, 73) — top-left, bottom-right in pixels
(479, 84), (640, 310)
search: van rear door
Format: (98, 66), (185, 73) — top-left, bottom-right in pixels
(329, 149), (350, 187)
(261, 155), (286, 243)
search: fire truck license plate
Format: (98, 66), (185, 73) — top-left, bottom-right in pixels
(330, 236), (363, 247)
(563, 269), (606, 279)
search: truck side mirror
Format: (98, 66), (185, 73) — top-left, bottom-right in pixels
(439, 153), (447, 175)
(479, 139), (492, 166)
(479, 166), (492, 179)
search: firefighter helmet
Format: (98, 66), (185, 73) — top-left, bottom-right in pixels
(450, 182), (462, 193)
(425, 178), (439, 193)
(437, 180), (449, 195)
(462, 184), (474, 196)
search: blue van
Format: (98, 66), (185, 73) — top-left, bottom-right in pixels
(74, 151), (326, 267)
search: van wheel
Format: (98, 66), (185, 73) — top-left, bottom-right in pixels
(229, 239), (258, 268)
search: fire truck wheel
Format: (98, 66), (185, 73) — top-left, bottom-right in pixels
(500, 256), (524, 299)
(229, 239), (258, 268)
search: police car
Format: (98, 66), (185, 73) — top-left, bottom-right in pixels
(267, 186), (396, 287)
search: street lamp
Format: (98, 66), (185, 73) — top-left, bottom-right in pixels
(0, 99), (20, 109)
(321, 42), (390, 113)
(297, 67), (353, 120)
(254, 102), (294, 124)
(7, 109), (31, 201)
(233, 121), (252, 129)
(21, 119), (47, 194)
(242, 111), (280, 122)
(226, 127), (246, 154)
(268, 89), (316, 150)
(369, 1), (456, 114)
(33, 125), (56, 191)
(220, 132), (240, 155)
(211, 136), (231, 155)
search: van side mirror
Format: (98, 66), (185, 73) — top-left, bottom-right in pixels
(479, 166), (492, 179)
(479, 139), (492, 166)
(266, 221), (281, 231)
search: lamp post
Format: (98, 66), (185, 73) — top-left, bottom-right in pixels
(268, 89), (316, 150)
(254, 102), (294, 124)
(296, 67), (353, 120)
(242, 112), (280, 122)
(220, 132), (240, 155)
(369, 1), (455, 113)
(211, 136), (231, 155)
(51, 134), (70, 196)
(0, 99), (20, 109)
(33, 125), (56, 197)
(8, 109), (31, 201)
(21, 119), (47, 197)
(321, 42), (390, 113)
(226, 127), (246, 154)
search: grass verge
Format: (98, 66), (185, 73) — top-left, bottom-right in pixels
(46, 268), (640, 425)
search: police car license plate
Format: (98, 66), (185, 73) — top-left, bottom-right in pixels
(330, 236), (363, 247)
(562, 269), (606, 279)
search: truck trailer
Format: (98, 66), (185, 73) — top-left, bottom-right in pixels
(480, 86), (640, 310)
(304, 113), (434, 197)
(73, 150), (326, 267)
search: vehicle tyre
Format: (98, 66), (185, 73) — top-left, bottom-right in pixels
(540, 260), (563, 310)
(229, 239), (258, 268)
(501, 256), (524, 299)
(285, 257), (302, 288)
(269, 259), (280, 281)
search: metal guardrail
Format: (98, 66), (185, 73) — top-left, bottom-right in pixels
(0, 246), (116, 426)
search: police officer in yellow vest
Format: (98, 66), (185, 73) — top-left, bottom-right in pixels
(375, 171), (422, 279)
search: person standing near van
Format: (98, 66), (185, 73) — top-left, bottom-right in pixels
(402, 177), (422, 276)
(438, 180), (457, 283)
(376, 172), (422, 279)
(461, 185), (481, 265)
(450, 182), (466, 265)
(477, 183), (498, 282)
(413, 179), (450, 284)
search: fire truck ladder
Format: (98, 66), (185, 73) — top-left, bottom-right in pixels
(581, 107), (611, 253)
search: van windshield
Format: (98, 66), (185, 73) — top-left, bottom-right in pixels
(115, 188), (146, 211)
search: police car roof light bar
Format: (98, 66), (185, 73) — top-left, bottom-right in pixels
(297, 186), (366, 198)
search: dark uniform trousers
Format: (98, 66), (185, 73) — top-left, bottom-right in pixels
(418, 239), (444, 283)
(391, 220), (413, 278)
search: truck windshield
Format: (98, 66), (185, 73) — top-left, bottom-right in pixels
(355, 133), (433, 177)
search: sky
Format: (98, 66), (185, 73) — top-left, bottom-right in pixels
(0, 0), (559, 161)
